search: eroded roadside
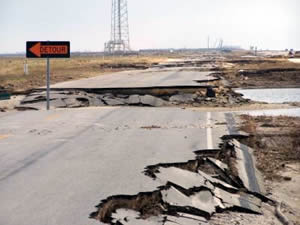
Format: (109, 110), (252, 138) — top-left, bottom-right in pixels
(239, 115), (300, 225)
(221, 58), (300, 89)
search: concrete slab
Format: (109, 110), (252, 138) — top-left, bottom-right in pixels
(140, 95), (168, 107)
(169, 94), (197, 103)
(231, 139), (266, 195)
(161, 186), (216, 216)
(102, 96), (126, 106)
(126, 95), (141, 105)
(16, 101), (46, 110)
(89, 98), (106, 106)
(207, 157), (228, 171)
(197, 170), (238, 192)
(224, 113), (266, 194)
(190, 190), (218, 215)
(21, 95), (46, 103)
(176, 213), (208, 223)
(22, 93), (73, 103)
(63, 98), (84, 107)
(155, 167), (212, 190)
(49, 99), (67, 108)
(214, 187), (262, 214)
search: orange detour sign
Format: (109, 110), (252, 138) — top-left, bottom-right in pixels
(26, 41), (70, 110)
(26, 41), (70, 58)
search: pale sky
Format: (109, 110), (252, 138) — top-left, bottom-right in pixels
(0, 0), (299, 53)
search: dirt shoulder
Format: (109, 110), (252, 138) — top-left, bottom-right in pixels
(239, 115), (300, 224)
(0, 55), (167, 93)
(221, 58), (300, 88)
(190, 102), (294, 112)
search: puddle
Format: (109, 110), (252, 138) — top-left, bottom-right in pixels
(236, 88), (300, 104)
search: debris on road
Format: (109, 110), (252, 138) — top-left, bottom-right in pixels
(7, 58), (260, 111)
(16, 86), (249, 110)
(140, 125), (161, 130)
(0, 94), (24, 112)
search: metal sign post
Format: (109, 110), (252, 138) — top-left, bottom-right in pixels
(46, 58), (50, 110)
(24, 60), (29, 75)
(26, 41), (70, 110)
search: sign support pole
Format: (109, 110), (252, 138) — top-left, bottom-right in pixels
(46, 58), (50, 110)
(26, 41), (70, 110)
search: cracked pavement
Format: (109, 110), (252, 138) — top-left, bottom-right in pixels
(0, 106), (267, 225)
(0, 62), (271, 225)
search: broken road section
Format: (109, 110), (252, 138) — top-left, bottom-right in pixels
(17, 86), (248, 110)
(90, 136), (269, 225)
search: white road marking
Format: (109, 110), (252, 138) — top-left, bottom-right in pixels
(206, 112), (213, 149)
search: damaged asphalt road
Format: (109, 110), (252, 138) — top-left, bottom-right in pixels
(16, 66), (249, 110)
(0, 59), (286, 225)
(90, 123), (268, 225)
(17, 88), (247, 110)
(0, 107), (267, 225)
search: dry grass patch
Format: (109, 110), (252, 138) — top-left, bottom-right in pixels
(0, 55), (166, 92)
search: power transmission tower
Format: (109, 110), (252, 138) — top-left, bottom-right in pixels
(105, 0), (130, 55)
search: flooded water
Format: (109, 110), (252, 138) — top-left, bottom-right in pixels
(236, 88), (300, 103)
(240, 108), (300, 117)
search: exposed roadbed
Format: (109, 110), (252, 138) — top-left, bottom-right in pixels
(222, 59), (300, 88)
(240, 115), (300, 225)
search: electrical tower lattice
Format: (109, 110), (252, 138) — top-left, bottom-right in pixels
(105, 0), (130, 54)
